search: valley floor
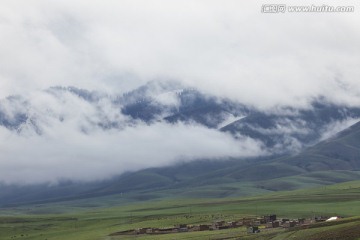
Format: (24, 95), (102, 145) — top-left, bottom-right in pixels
(1, 180), (360, 240)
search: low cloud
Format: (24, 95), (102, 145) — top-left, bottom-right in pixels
(0, 121), (266, 184)
(0, 90), (266, 184)
(1, 0), (360, 184)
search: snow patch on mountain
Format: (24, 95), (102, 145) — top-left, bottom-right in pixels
(217, 114), (246, 129)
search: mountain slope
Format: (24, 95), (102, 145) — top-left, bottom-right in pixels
(1, 82), (360, 206)
(281, 121), (360, 171)
(1, 121), (360, 206)
(101, 120), (360, 196)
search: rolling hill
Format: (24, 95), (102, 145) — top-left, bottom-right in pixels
(1, 81), (360, 206)
(1, 120), (360, 206)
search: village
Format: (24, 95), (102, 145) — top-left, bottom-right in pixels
(109, 214), (342, 236)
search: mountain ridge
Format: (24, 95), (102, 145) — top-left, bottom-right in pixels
(1, 82), (360, 206)
(1, 81), (360, 154)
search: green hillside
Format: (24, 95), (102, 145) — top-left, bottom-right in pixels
(283, 121), (360, 171)
(1, 122), (360, 207)
(145, 121), (360, 198)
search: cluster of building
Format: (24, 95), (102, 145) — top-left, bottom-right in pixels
(248, 215), (342, 233)
(109, 214), (342, 236)
(109, 221), (241, 236)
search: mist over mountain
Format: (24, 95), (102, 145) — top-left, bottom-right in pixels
(1, 117), (360, 207)
(0, 81), (360, 185)
(1, 0), (360, 209)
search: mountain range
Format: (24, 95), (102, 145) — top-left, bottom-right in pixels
(2, 81), (360, 152)
(1, 81), (360, 206)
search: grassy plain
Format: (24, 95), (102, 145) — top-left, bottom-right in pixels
(1, 180), (360, 240)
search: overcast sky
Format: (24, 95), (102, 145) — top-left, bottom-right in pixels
(1, 0), (360, 184)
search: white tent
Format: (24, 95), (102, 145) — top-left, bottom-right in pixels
(325, 216), (340, 222)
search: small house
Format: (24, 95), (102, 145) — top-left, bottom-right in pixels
(266, 221), (280, 228)
(227, 221), (237, 227)
(136, 228), (149, 234)
(297, 218), (305, 224)
(283, 221), (296, 228)
(175, 224), (187, 228)
(264, 214), (277, 223)
(146, 228), (159, 234)
(199, 225), (210, 231)
(247, 226), (260, 234)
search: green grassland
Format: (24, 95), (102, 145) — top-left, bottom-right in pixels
(1, 180), (360, 240)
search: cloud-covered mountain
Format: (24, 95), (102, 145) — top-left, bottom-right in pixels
(1, 119), (360, 207)
(0, 81), (360, 184)
(1, 0), (360, 185)
(1, 0), (360, 208)
(2, 80), (360, 149)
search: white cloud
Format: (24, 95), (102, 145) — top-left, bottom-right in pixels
(0, 0), (359, 107)
(0, 0), (360, 184)
(0, 89), (266, 184)
(0, 121), (266, 184)
(319, 118), (360, 141)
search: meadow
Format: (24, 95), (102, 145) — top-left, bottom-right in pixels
(1, 180), (360, 240)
